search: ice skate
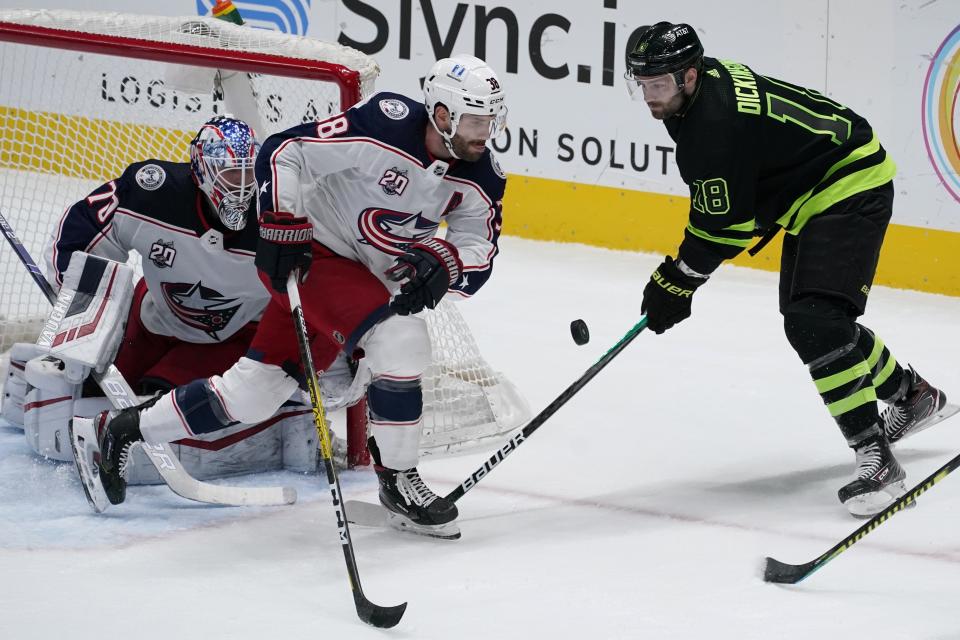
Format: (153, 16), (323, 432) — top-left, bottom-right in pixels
(882, 366), (957, 445)
(377, 466), (460, 540)
(68, 416), (111, 513)
(838, 434), (907, 517)
(94, 406), (145, 506)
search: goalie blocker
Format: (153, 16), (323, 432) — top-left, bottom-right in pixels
(2, 252), (344, 480)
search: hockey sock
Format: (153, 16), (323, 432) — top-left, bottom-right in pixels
(784, 297), (880, 442)
(856, 324), (907, 403)
(366, 377), (423, 470)
(140, 378), (235, 442)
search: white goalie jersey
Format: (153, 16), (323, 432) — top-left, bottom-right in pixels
(44, 161), (270, 344)
(256, 91), (506, 298)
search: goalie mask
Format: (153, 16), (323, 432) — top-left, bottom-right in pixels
(190, 116), (260, 231)
(423, 54), (507, 160)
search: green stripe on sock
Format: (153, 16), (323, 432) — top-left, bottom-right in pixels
(827, 387), (878, 417)
(865, 334), (884, 369)
(873, 354), (897, 388)
(815, 360), (871, 394)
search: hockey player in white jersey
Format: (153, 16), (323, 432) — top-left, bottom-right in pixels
(47, 115), (268, 392)
(4, 116), (326, 479)
(89, 54), (508, 538)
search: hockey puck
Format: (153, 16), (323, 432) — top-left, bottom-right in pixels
(570, 319), (590, 345)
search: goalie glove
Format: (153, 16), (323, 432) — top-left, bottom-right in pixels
(255, 211), (313, 292)
(386, 238), (462, 316)
(641, 256), (709, 334)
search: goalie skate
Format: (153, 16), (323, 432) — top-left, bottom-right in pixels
(68, 416), (110, 513)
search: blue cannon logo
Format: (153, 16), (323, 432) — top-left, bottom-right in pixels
(196, 0), (311, 35)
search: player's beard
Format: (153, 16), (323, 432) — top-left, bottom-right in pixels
(645, 91), (686, 120)
(451, 134), (488, 162)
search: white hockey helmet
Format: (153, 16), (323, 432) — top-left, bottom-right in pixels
(423, 54), (507, 157)
(190, 115), (260, 231)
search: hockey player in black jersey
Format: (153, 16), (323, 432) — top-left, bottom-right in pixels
(625, 22), (952, 517)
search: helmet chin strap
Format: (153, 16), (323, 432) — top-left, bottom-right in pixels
(429, 112), (462, 160)
(675, 72), (703, 118)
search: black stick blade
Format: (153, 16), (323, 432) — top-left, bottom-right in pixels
(763, 556), (817, 584)
(357, 599), (407, 629)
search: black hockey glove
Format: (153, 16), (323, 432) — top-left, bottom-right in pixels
(386, 238), (462, 315)
(255, 211), (313, 293)
(641, 256), (709, 334)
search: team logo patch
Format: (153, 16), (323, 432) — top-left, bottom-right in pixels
(333, 330), (345, 345)
(148, 240), (176, 268)
(379, 168), (409, 196)
(160, 281), (241, 340)
(357, 208), (439, 256)
(447, 64), (467, 82)
(135, 164), (166, 191)
(379, 99), (409, 120)
(490, 154), (506, 179)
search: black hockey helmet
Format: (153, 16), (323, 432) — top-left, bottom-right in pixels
(625, 22), (703, 78)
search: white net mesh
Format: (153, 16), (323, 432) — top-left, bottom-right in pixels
(421, 300), (530, 456)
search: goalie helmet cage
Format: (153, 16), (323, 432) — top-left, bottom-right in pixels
(0, 9), (530, 467)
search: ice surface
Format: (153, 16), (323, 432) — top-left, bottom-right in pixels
(2, 236), (958, 639)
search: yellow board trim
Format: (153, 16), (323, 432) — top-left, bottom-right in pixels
(2, 106), (957, 298)
(502, 174), (960, 297)
(0, 105), (191, 182)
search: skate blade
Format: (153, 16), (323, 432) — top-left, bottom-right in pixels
(904, 403), (960, 441)
(68, 417), (110, 513)
(384, 511), (461, 540)
(345, 500), (389, 527)
(844, 480), (909, 518)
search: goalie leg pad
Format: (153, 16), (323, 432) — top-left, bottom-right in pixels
(2, 343), (51, 428)
(281, 403), (320, 472)
(122, 404), (317, 485)
(23, 355), (77, 461)
(38, 253), (135, 375)
(21, 355), (117, 461)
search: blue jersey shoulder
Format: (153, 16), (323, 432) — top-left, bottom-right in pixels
(117, 160), (197, 219)
(449, 149), (507, 202)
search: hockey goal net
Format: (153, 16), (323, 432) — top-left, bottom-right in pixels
(0, 9), (529, 466)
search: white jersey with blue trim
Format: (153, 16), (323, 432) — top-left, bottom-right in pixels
(44, 160), (270, 344)
(255, 91), (506, 298)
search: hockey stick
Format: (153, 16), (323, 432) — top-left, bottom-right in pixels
(443, 315), (648, 503)
(763, 451), (960, 584)
(0, 208), (295, 509)
(286, 272), (406, 628)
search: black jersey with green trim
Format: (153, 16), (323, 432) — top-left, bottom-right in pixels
(664, 57), (896, 274)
